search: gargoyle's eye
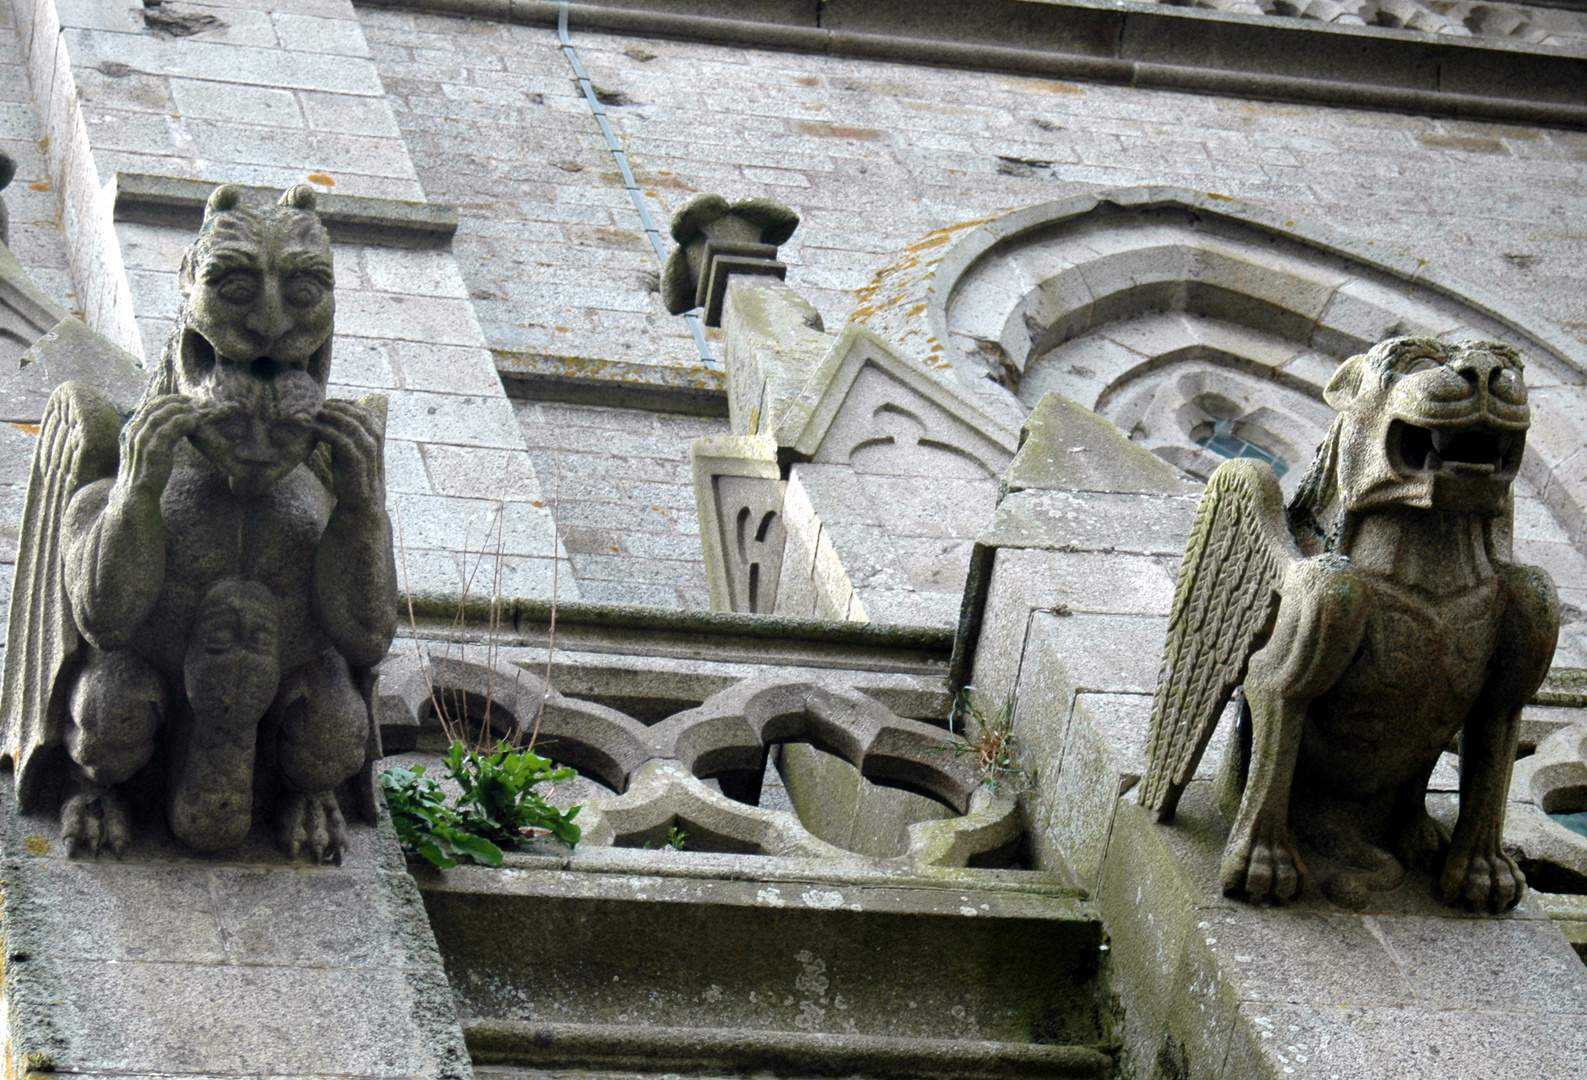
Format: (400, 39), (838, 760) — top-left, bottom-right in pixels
(284, 274), (326, 308)
(214, 272), (259, 305)
(1403, 357), (1441, 375)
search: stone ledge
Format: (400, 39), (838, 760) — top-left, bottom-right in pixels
(110, 173), (458, 249)
(359, 0), (1587, 128)
(398, 594), (954, 671)
(463, 1020), (1114, 1078)
(493, 349), (728, 417)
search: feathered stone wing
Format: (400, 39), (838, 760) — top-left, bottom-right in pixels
(1, 382), (122, 810)
(1138, 457), (1300, 822)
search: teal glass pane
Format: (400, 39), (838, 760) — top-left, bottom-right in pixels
(1551, 810), (1587, 839)
(1195, 418), (1288, 478)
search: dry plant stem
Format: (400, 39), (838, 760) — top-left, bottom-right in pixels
(479, 460), (512, 750)
(528, 461), (562, 753)
(395, 503), (447, 744)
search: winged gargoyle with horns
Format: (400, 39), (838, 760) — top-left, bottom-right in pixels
(0, 184), (397, 863)
(1140, 336), (1558, 912)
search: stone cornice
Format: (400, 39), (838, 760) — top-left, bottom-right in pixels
(110, 173), (458, 248)
(359, 0), (1587, 128)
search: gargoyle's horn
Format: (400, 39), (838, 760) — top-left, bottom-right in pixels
(205, 184), (243, 216)
(279, 184), (317, 211)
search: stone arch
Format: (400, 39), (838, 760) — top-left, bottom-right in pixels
(881, 187), (1587, 557)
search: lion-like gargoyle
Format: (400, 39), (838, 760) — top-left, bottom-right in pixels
(0, 184), (397, 863)
(1139, 336), (1558, 912)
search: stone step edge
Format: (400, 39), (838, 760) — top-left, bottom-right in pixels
(463, 1019), (1113, 1079)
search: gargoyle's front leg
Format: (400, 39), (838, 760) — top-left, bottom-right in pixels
(311, 400), (397, 670)
(1224, 555), (1366, 901)
(1441, 563), (1557, 913)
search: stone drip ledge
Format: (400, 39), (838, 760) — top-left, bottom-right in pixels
(110, 173), (458, 249)
(493, 348), (728, 416)
(464, 1019), (1113, 1078)
(359, 0), (1587, 128)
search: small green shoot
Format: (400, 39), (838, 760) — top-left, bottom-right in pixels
(381, 740), (582, 870)
(933, 689), (1036, 795)
(668, 825), (688, 851)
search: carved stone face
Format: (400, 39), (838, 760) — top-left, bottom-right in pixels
(174, 185), (334, 494)
(1324, 336), (1529, 516)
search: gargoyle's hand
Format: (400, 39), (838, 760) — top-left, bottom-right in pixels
(312, 400), (384, 515)
(279, 789), (348, 865)
(116, 395), (230, 500)
(1222, 813), (1307, 902)
(1440, 844), (1525, 913)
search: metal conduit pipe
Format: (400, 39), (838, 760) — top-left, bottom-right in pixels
(555, 1), (715, 366)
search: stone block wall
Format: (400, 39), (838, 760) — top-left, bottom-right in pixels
(356, 4), (1587, 373)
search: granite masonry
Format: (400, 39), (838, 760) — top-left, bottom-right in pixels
(0, 1), (1581, 1078)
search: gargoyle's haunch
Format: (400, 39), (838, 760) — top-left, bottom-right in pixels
(0, 184), (398, 862)
(1140, 337), (1559, 912)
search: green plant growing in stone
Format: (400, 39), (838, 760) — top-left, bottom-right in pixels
(380, 741), (582, 869)
(668, 825), (688, 850)
(936, 689), (1036, 795)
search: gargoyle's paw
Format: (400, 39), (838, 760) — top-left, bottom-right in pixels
(1394, 812), (1452, 872)
(1222, 836), (1306, 902)
(278, 791), (347, 865)
(1441, 849), (1526, 913)
(61, 788), (129, 859)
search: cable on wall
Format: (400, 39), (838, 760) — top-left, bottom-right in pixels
(557, 1), (714, 366)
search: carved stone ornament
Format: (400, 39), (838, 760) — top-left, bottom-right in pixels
(0, 184), (398, 863)
(1139, 336), (1559, 912)
(661, 193), (800, 326)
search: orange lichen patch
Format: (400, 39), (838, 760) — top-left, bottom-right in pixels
(1022, 80), (1084, 96)
(635, 170), (694, 191)
(27, 181), (47, 192)
(794, 76), (819, 87)
(1206, 192), (1232, 201)
(587, 226), (649, 250)
(906, 303), (927, 316)
(10, 422), (39, 435)
(307, 173), (336, 186)
(1419, 134), (1510, 155)
(23, 834), (47, 856)
(531, 500), (546, 508)
(794, 120), (885, 140)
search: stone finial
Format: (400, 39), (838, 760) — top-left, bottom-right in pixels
(661, 194), (800, 327)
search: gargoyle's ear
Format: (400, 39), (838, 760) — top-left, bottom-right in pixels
(1324, 355), (1364, 411)
(205, 184), (243, 218)
(279, 184), (317, 211)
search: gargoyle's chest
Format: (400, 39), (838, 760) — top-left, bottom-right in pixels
(1339, 572), (1501, 704)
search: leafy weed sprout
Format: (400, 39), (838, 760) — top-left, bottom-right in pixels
(935, 688), (1036, 796)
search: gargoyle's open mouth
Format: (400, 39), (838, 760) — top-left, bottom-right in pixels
(1389, 420), (1519, 476)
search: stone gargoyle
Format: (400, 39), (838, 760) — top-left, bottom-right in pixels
(1139, 336), (1558, 912)
(0, 184), (397, 862)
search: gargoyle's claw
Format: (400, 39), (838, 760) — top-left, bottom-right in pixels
(279, 795), (307, 861)
(1441, 848), (1525, 913)
(278, 790), (348, 865)
(1222, 826), (1306, 902)
(61, 788), (129, 859)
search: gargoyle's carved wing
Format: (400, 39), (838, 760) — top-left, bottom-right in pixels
(1, 382), (122, 809)
(1138, 458), (1300, 822)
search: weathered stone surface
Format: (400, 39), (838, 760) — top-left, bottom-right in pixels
(1004, 393), (1199, 497)
(0, 777), (471, 1079)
